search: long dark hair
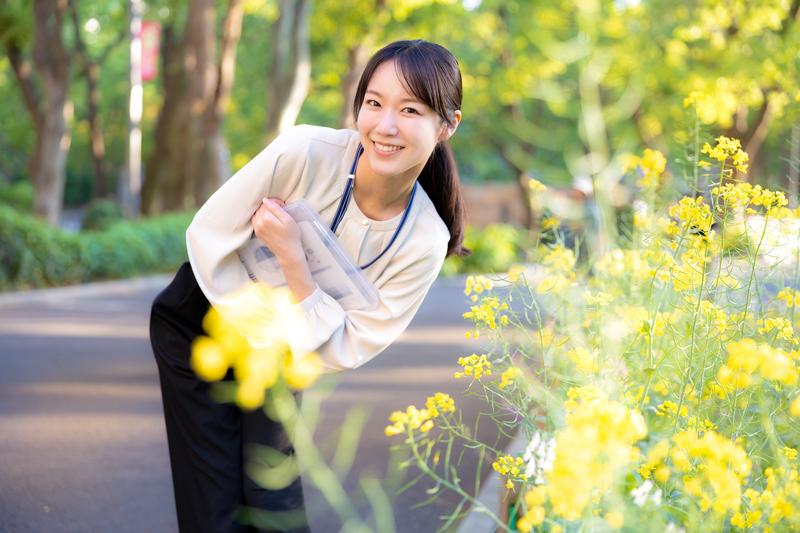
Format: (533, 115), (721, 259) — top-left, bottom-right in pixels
(352, 40), (468, 258)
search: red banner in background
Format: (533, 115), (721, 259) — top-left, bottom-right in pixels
(141, 21), (160, 82)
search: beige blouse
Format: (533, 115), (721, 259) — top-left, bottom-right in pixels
(186, 124), (450, 372)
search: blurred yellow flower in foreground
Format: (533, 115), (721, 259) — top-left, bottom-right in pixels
(516, 393), (646, 524)
(190, 282), (323, 410)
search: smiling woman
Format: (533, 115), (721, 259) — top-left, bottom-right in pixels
(149, 39), (469, 532)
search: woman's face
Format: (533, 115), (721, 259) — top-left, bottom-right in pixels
(356, 60), (459, 185)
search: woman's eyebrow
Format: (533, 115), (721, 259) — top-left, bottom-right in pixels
(365, 89), (422, 104)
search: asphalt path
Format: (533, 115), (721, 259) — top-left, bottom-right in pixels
(0, 274), (509, 533)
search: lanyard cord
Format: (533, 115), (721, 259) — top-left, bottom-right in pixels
(329, 143), (417, 270)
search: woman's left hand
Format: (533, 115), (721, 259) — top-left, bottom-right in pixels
(251, 198), (304, 264)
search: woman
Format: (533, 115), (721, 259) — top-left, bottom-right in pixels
(150, 39), (466, 532)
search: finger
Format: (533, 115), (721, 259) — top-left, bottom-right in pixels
(252, 206), (281, 229)
(269, 197), (286, 207)
(262, 198), (293, 224)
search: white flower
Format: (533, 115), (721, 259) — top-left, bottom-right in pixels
(664, 524), (685, 533)
(522, 432), (556, 484)
(630, 479), (662, 507)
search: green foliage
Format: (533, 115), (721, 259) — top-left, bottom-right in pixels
(0, 179), (33, 211)
(81, 197), (123, 231)
(0, 204), (193, 291)
(441, 223), (524, 275)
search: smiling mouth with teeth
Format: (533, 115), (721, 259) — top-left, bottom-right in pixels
(373, 141), (404, 153)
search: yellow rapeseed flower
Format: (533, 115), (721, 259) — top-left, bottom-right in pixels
(669, 196), (713, 236)
(777, 288), (800, 308)
(790, 397), (800, 417)
(656, 400), (689, 418)
(625, 148), (667, 190)
(464, 275), (493, 297)
(542, 216), (560, 231)
(454, 353), (493, 380)
(385, 392), (455, 437)
(546, 396), (646, 520)
(701, 135), (749, 173)
(717, 339), (798, 393)
(498, 367), (522, 389)
(516, 505), (545, 532)
(492, 454), (527, 489)
(463, 296), (509, 330)
(671, 429), (751, 515)
(425, 392), (456, 416)
(758, 317), (794, 342)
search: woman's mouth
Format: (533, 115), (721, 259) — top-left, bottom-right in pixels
(373, 141), (404, 154)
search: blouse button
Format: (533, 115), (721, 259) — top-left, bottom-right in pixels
(361, 219), (369, 227)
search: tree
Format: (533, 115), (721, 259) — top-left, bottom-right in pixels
(621, 0), (800, 180)
(1, 0), (73, 224)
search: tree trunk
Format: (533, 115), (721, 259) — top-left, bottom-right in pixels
(724, 94), (773, 182)
(142, 0), (244, 214)
(198, 0), (243, 200)
(264, 0), (311, 144)
(142, 22), (191, 215)
(31, 0), (72, 224)
(183, 0), (218, 207)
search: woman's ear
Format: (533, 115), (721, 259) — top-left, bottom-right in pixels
(439, 110), (462, 141)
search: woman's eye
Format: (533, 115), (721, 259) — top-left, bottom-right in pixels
(365, 99), (380, 107)
(403, 107), (420, 115)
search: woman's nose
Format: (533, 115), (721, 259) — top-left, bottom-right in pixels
(376, 110), (399, 136)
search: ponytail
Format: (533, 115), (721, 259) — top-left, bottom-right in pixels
(418, 141), (469, 258)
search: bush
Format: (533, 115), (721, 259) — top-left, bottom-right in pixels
(441, 223), (525, 276)
(0, 180), (34, 212)
(81, 198), (124, 231)
(0, 204), (194, 291)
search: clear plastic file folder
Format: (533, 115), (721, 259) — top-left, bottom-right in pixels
(237, 200), (380, 311)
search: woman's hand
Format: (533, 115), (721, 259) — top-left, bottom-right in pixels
(250, 198), (316, 302)
(250, 198), (304, 263)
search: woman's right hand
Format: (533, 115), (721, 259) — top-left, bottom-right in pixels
(250, 197), (316, 302)
(250, 198), (303, 261)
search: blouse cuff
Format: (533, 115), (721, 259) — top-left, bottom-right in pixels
(291, 285), (324, 314)
(286, 286), (346, 357)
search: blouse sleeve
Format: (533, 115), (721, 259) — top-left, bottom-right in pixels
(285, 237), (448, 372)
(185, 125), (311, 305)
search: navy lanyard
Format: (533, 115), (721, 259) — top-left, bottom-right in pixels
(329, 143), (418, 270)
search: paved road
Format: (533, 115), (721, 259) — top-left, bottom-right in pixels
(0, 274), (508, 533)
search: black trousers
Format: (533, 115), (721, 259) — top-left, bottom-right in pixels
(150, 262), (310, 533)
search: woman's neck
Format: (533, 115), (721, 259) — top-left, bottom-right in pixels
(353, 158), (418, 221)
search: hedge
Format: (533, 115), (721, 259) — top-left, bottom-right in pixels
(0, 204), (194, 291)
